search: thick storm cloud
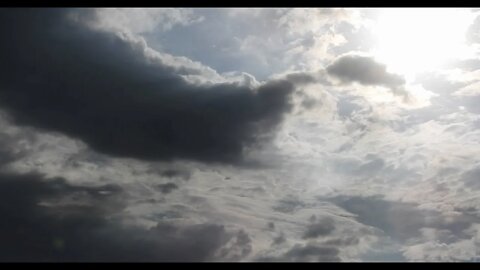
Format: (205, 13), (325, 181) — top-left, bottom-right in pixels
(0, 8), (294, 164)
(0, 123), (250, 262)
(0, 169), (239, 262)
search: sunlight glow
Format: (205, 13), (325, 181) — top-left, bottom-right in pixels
(371, 8), (476, 79)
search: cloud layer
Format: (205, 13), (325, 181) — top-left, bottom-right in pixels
(1, 8), (480, 262)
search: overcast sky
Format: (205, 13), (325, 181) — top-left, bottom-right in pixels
(1, 8), (480, 262)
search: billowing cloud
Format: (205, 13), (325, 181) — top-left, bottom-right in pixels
(326, 54), (405, 89)
(0, 8), (294, 164)
(324, 54), (439, 107)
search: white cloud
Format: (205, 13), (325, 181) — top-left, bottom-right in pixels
(453, 80), (480, 96)
(93, 8), (203, 34)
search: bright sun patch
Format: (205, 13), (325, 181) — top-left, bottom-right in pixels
(371, 8), (477, 79)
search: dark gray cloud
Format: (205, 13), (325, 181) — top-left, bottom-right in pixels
(217, 229), (253, 261)
(326, 55), (405, 90)
(272, 233), (286, 246)
(0, 169), (237, 262)
(282, 71), (326, 86)
(0, 8), (294, 164)
(303, 217), (335, 239)
(157, 168), (191, 180)
(258, 244), (340, 262)
(0, 113), (38, 159)
(284, 244), (340, 262)
(267, 221), (275, 231)
(0, 135), (21, 165)
(155, 182), (178, 194)
(332, 196), (478, 242)
(323, 236), (360, 246)
(0, 134), (239, 262)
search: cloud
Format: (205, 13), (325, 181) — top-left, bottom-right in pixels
(327, 54), (405, 88)
(336, 95), (365, 118)
(332, 196), (479, 244)
(453, 81), (480, 96)
(216, 229), (253, 261)
(272, 233), (286, 245)
(281, 244), (341, 262)
(325, 54), (438, 108)
(0, 124), (264, 262)
(403, 239), (478, 261)
(460, 166), (480, 189)
(155, 182), (178, 194)
(149, 8), (360, 80)
(333, 196), (435, 241)
(302, 217), (336, 239)
(466, 11), (480, 45)
(2, 8), (480, 262)
(93, 8), (203, 34)
(272, 198), (306, 214)
(0, 8), (295, 164)
(0, 165), (252, 262)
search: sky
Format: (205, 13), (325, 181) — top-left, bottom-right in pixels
(0, 8), (480, 262)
